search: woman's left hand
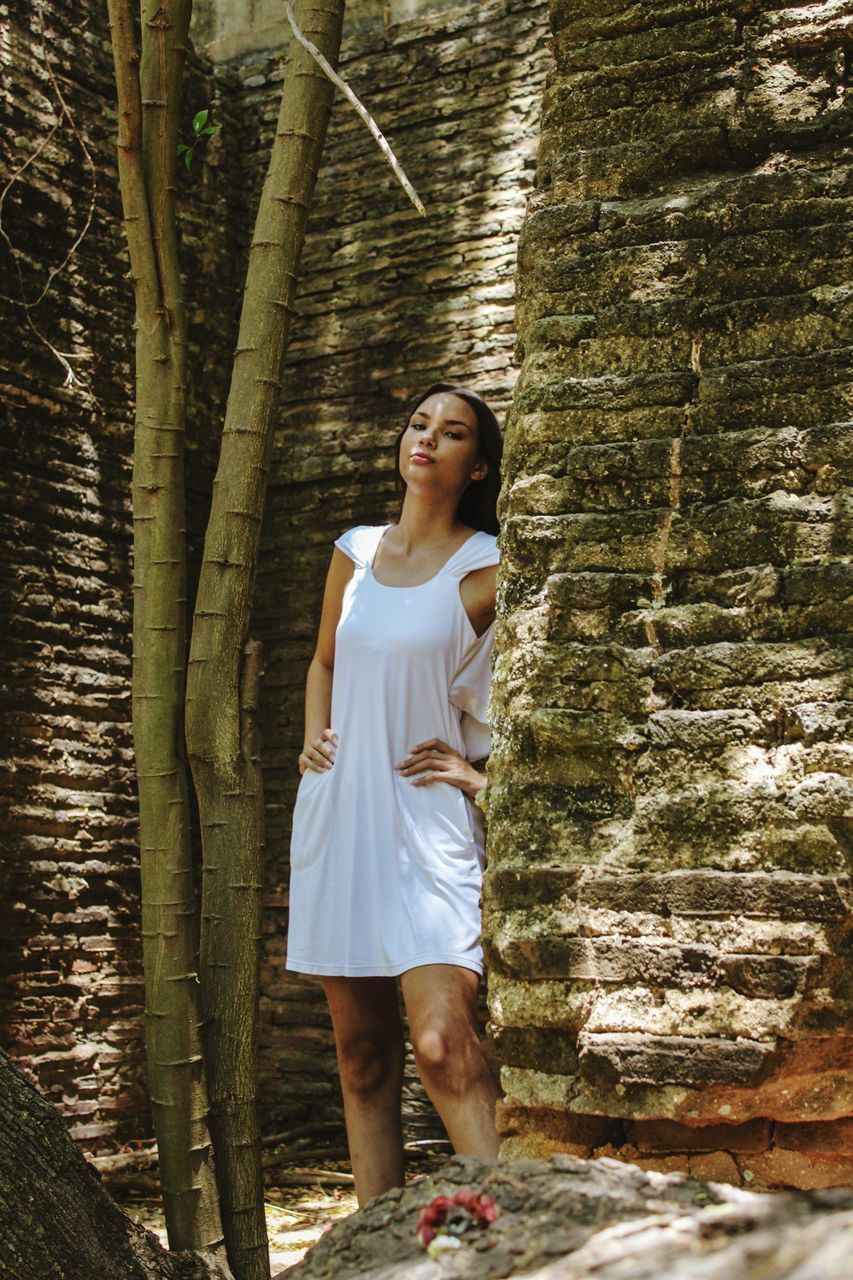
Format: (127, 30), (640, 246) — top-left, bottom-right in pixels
(394, 738), (486, 799)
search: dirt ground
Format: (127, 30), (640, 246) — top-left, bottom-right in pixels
(121, 1176), (355, 1273)
(117, 1153), (450, 1274)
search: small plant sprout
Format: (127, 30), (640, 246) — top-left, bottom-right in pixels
(177, 109), (221, 172)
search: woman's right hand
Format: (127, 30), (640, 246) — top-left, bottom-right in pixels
(299, 728), (338, 775)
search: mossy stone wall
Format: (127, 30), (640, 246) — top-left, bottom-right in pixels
(483, 0), (852, 1189)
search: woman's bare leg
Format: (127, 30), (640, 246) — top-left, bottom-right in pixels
(400, 963), (501, 1158)
(320, 975), (406, 1205)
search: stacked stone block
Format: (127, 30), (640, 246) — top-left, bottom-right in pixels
(1, 0), (552, 1150)
(250, 0), (551, 1136)
(483, 0), (852, 1188)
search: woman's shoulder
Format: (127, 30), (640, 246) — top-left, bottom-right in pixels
(445, 527), (500, 578)
(333, 523), (386, 568)
(465, 526), (499, 552)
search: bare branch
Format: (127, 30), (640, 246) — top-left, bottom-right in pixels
(0, 0), (99, 388)
(282, 1), (426, 216)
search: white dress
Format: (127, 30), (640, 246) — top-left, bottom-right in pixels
(285, 522), (500, 978)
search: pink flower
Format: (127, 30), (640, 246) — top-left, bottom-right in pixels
(415, 1194), (453, 1246)
(415, 1188), (498, 1247)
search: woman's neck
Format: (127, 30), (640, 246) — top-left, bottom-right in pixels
(392, 495), (471, 552)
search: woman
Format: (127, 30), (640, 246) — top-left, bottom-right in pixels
(285, 382), (504, 1205)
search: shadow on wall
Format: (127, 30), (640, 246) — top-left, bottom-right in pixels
(0, 4), (243, 1151)
(233, 0), (553, 1145)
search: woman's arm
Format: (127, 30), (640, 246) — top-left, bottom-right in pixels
(299, 547), (355, 774)
(302, 658), (335, 763)
(468, 756), (489, 799)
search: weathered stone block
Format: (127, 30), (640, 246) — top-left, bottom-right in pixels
(775, 1118), (853, 1156)
(688, 1150), (742, 1183)
(578, 1033), (776, 1088)
(577, 872), (851, 921)
(562, 1037), (853, 1128)
(496, 1100), (620, 1150)
(720, 955), (812, 1000)
(488, 1025), (580, 1075)
(626, 1117), (772, 1155)
(739, 1147), (853, 1191)
(483, 866), (582, 909)
(492, 934), (719, 988)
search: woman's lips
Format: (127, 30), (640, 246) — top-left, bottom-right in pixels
(411, 452), (435, 464)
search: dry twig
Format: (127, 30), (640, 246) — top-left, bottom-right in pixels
(282, 1), (425, 216)
(1, 0), (100, 390)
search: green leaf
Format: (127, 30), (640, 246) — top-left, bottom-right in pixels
(192, 108), (209, 133)
(200, 124), (219, 137)
(177, 143), (190, 155)
(183, 147), (193, 171)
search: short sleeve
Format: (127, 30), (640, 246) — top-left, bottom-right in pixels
(449, 623), (497, 762)
(444, 530), (499, 579)
(333, 525), (372, 567)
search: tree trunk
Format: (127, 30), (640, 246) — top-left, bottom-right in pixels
(107, 0), (223, 1252)
(0, 1050), (233, 1280)
(184, 5), (347, 1279)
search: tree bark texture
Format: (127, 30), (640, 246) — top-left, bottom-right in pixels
(107, 0), (223, 1251)
(285, 1151), (853, 1280)
(0, 1049), (233, 1280)
(184, 4), (346, 1278)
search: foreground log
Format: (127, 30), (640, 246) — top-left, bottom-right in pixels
(0, 1050), (234, 1280)
(287, 1152), (853, 1280)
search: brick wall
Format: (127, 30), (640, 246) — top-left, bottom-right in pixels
(10, 0), (847, 1192)
(483, 0), (853, 1189)
(0, 0), (244, 1145)
(1, 0), (550, 1150)
(248, 0), (550, 1137)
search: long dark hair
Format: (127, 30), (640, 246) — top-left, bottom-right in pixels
(392, 382), (503, 535)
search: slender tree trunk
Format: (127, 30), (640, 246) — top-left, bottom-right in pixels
(0, 1050), (233, 1280)
(184, 4), (346, 1277)
(107, 0), (223, 1252)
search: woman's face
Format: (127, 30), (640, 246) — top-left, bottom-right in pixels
(399, 392), (487, 496)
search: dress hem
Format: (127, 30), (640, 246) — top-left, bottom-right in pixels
(285, 952), (483, 978)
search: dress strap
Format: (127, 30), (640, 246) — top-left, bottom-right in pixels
(443, 530), (500, 579)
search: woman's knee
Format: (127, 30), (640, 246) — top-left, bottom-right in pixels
(322, 976), (403, 1101)
(412, 1019), (476, 1091)
(336, 1027), (403, 1101)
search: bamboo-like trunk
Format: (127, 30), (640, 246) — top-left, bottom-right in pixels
(184, 4), (346, 1277)
(107, 0), (223, 1252)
